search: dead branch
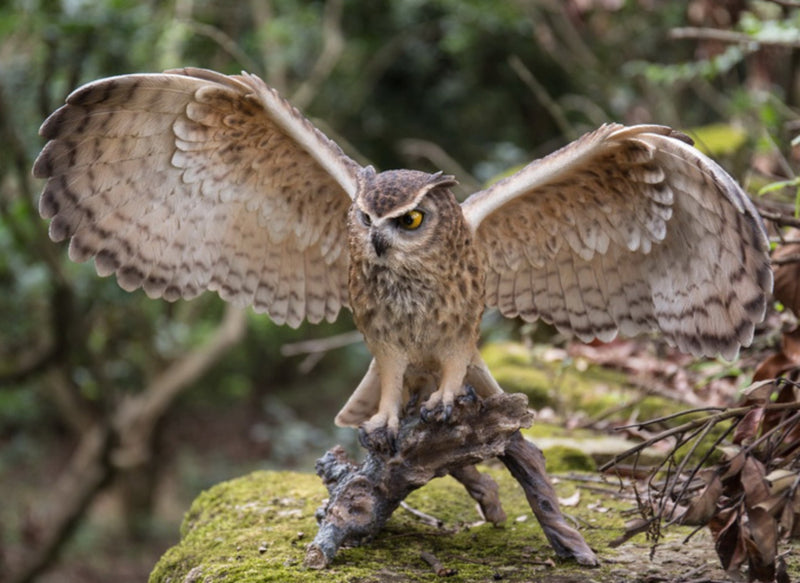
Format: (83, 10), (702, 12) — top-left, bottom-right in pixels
(599, 400), (800, 473)
(6, 305), (247, 583)
(112, 305), (247, 469)
(280, 330), (363, 357)
(291, 0), (345, 110)
(396, 139), (482, 197)
(305, 392), (598, 569)
(509, 55), (579, 141)
(8, 425), (114, 583)
(670, 27), (800, 48)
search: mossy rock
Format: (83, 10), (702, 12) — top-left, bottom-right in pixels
(490, 365), (554, 409)
(149, 466), (617, 582)
(149, 464), (757, 582)
(540, 445), (596, 473)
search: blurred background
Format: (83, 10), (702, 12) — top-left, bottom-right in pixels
(1, 1), (798, 581)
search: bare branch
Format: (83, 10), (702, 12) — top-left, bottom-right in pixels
(670, 27), (800, 48)
(113, 305), (247, 468)
(280, 329), (362, 357)
(178, 18), (262, 75)
(396, 138), (482, 197)
(8, 425), (113, 583)
(291, 0), (345, 110)
(508, 55), (579, 141)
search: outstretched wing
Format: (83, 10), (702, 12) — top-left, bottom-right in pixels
(33, 67), (361, 327)
(462, 124), (772, 360)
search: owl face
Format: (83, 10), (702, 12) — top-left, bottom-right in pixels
(350, 168), (458, 264)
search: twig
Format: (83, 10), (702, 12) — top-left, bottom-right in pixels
(291, 0), (345, 110)
(396, 139), (482, 198)
(420, 551), (458, 577)
(670, 27), (800, 48)
(280, 330), (363, 356)
(599, 401), (800, 472)
(758, 208), (800, 229)
(770, 253), (800, 265)
(400, 501), (444, 529)
(577, 484), (639, 499)
(508, 55), (579, 141)
(178, 18), (262, 74)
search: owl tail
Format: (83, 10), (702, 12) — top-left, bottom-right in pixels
(334, 359), (381, 427)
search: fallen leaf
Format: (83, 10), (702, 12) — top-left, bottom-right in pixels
(744, 506), (777, 582)
(558, 490), (581, 507)
(712, 507), (745, 571)
(765, 469), (799, 496)
(771, 229), (800, 315)
(733, 407), (764, 445)
(741, 457), (770, 506)
(681, 472), (722, 525)
(753, 327), (800, 382)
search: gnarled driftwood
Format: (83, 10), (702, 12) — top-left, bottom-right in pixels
(305, 391), (598, 568)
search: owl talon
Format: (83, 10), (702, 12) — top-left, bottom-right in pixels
(420, 406), (432, 423)
(457, 385), (478, 405)
(442, 403), (453, 421)
(419, 401), (454, 424)
(358, 425), (398, 454)
(359, 412), (400, 454)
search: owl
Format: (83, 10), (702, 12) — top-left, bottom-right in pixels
(33, 68), (772, 441)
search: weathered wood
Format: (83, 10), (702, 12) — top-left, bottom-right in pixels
(499, 431), (598, 565)
(305, 392), (598, 569)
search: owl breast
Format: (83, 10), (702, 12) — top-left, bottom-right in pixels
(347, 212), (485, 365)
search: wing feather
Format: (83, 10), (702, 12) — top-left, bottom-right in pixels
(464, 124), (771, 359)
(34, 68), (360, 326)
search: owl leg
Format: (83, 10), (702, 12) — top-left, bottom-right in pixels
(334, 358), (381, 428)
(360, 353), (408, 443)
(420, 354), (470, 422)
(466, 352), (504, 398)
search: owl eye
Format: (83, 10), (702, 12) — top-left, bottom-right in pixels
(398, 210), (424, 230)
(359, 210), (372, 227)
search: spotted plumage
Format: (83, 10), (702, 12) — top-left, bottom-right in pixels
(33, 68), (773, 438)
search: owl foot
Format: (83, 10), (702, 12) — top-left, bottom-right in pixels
(358, 414), (399, 454)
(420, 385), (478, 423)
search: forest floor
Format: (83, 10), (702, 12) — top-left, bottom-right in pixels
(5, 335), (799, 582)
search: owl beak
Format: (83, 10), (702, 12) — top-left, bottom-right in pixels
(371, 231), (390, 257)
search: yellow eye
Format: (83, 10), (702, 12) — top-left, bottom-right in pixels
(398, 210), (424, 230)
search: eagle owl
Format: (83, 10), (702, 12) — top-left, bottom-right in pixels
(34, 68), (772, 439)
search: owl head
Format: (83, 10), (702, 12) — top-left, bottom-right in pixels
(350, 167), (459, 262)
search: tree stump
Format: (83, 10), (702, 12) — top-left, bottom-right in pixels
(305, 391), (599, 569)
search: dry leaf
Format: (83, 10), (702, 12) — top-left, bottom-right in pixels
(741, 457), (770, 507)
(681, 472), (722, 525)
(754, 327), (800, 382)
(744, 506), (777, 582)
(720, 448), (746, 481)
(712, 507), (744, 571)
(772, 228), (800, 315)
(733, 407), (764, 445)
(558, 490), (581, 507)
(765, 469), (798, 496)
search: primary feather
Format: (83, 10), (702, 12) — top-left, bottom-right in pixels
(462, 124), (772, 360)
(33, 68), (359, 326)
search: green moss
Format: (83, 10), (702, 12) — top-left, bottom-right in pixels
(149, 468), (622, 582)
(541, 445), (596, 473)
(150, 465), (795, 582)
(480, 341), (532, 369)
(490, 365), (554, 409)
